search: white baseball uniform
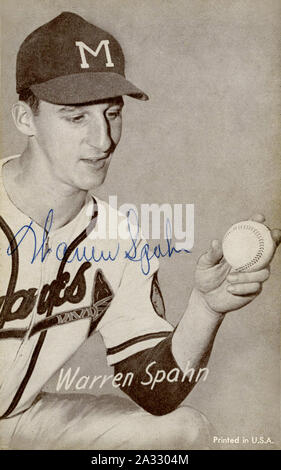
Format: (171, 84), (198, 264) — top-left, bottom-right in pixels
(0, 156), (198, 449)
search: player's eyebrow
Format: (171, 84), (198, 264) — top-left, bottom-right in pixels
(57, 100), (124, 114)
(57, 106), (79, 114)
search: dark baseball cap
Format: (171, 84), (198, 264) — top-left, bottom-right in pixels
(16, 11), (148, 104)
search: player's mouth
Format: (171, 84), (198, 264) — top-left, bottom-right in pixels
(81, 154), (111, 169)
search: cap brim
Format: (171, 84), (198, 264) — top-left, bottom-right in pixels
(30, 72), (148, 104)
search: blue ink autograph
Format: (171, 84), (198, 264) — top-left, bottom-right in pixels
(124, 208), (190, 275)
(6, 209), (190, 275)
(6, 209), (53, 263)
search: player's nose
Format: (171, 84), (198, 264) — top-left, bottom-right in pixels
(86, 114), (112, 153)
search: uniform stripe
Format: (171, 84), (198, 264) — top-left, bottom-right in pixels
(0, 216), (19, 329)
(1, 198), (98, 418)
(106, 331), (171, 356)
(0, 328), (27, 339)
(1, 329), (48, 418)
(107, 337), (170, 366)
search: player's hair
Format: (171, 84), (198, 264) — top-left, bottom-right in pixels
(19, 89), (40, 115)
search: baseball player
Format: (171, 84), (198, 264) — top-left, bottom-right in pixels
(0, 12), (280, 450)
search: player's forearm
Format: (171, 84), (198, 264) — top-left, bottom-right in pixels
(172, 288), (224, 375)
(114, 290), (224, 416)
(114, 333), (195, 415)
(114, 292), (223, 416)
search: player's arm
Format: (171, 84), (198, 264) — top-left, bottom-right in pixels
(114, 290), (223, 416)
(172, 214), (281, 375)
(114, 214), (280, 415)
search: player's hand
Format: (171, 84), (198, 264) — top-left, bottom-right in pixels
(194, 214), (281, 314)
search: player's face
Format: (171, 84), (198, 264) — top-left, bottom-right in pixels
(32, 98), (123, 190)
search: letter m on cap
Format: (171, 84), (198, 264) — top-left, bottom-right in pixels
(75, 40), (114, 68)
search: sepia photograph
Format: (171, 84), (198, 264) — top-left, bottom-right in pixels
(0, 0), (280, 452)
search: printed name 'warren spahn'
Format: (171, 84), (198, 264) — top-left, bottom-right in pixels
(56, 362), (209, 392)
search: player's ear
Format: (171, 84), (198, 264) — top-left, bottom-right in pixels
(12, 101), (36, 137)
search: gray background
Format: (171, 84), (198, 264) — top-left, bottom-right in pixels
(1, 0), (280, 450)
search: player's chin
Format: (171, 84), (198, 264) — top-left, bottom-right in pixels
(78, 163), (110, 189)
(76, 158), (110, 191)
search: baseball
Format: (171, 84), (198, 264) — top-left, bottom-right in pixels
(222, 220), (275, 272)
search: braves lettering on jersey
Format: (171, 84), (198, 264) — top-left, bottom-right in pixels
(0, 156), (173, 418)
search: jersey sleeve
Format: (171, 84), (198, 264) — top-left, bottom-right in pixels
(114, 332), (196, 415)
(96, 237), (174, 366)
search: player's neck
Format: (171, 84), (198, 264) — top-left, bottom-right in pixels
(3, 147), (88, 230)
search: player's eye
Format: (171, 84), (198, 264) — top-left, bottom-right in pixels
(106, 109), (122, 120)
(69, 114), (85, 123)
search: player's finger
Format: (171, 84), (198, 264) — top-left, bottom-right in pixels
(247, 216), (281, 248)
(271, 228), (281, 247)
(197, 239), (224, 268)
(249, 213), (266, 223)
(226, 268), (270, 284)
(226, 282), (262, 295)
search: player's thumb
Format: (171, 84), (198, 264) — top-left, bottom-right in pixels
(197, 239), (224, 268)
